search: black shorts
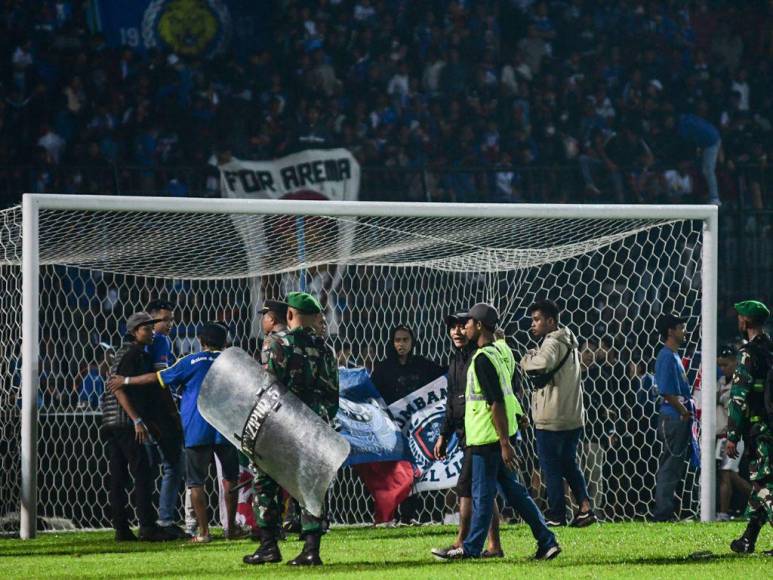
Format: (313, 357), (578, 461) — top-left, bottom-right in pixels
(456, 446), (473, 498)
(185, 443), (239, 487)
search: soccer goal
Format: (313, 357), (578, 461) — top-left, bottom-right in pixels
(7, 194), (717, 539)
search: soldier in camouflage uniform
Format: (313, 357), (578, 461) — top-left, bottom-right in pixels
(726, 300), (773, 556)
(243, 292), (339, 567)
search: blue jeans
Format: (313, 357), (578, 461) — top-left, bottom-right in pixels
(535, 428), (591, 523)
(652, 414), (691, 521)
(158, 445), (185, 527)
(463, 445), (555, 557)
(702, 141), (721, 203)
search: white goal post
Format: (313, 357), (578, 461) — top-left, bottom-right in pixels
(18, 194), (718, 539)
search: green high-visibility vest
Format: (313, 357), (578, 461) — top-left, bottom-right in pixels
(465, 339), (520, 446)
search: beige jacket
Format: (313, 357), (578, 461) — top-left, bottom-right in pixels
(520, 326), (584, 431)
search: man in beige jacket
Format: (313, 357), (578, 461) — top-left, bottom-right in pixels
(521, 300), (596, 528)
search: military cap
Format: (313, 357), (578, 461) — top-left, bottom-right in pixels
(286, 291), (322, 314)
(734, 300), (770, 320)
(259, 299), (288, 316)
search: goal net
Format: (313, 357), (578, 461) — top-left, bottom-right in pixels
(3, 196), (718, 535)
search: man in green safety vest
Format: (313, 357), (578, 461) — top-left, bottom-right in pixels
(434, 303), (560, 562)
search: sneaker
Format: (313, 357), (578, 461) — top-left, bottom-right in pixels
(190, 534), (212, 544)
(431, 545), (458, 557)
(535, 544), (561, 561)
(433, 546), (468, 562)
(570, 510), (597, 528)
(138, 525), (173, 542)
(224, 527), (249, 540)
(545, 518), (566, 527)
(481, 549), (505, 558)
(115, 527), (137, 542)
(159, 524), (190, 540)
(762, 548), (773, 557)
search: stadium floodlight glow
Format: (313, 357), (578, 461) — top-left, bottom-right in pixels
(13, 194), (717, 539)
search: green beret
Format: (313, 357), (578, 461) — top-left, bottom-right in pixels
(286, 291), (322, 314)
(734, 300), (770, 320)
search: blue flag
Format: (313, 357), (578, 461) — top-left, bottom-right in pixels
(336, 368), (406, 466)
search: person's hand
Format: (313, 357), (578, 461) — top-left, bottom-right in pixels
(726, 440), (738, 459)
(501, 441), (518, 472)
(680, 410), (694, 422)
(134, 420), (148, 444)
(107, 375), (125, 394)
(434, 435), (447, 460)
(517, 414), (529, 431)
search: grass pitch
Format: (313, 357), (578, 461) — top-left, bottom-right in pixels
(0, 521), (770, 579)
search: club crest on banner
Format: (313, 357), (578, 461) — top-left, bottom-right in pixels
(142, 0), (231, 58)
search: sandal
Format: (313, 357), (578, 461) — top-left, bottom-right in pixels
(190, 534), (212, 544)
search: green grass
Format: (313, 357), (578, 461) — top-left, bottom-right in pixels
(0, 522), (770, 579)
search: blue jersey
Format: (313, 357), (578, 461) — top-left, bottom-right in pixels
(655, 346), (692, 418)
(149, 333), (176, 370)
(157, 351), (224, 448)
(677, 114), (720, 148)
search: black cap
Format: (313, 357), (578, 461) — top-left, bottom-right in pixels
(464, 303), (499, 330)
(656, 313), (686, 334)
(259, 300), (288, 316)
(198, 322), (228, 349)
(445, 312), (469, 327)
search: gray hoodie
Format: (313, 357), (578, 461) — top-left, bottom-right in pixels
(520, 326), (585, 431)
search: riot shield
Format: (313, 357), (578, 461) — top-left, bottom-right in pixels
(198, 347), (350, 518)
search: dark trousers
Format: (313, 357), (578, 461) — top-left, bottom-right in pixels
(652, 415), (691, 520)
(535, 428), (591, 523)
(106, 428), (157, 530)
(463, 445), (555, 557)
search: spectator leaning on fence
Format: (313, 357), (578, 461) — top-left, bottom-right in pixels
(520, 299), (595, 528)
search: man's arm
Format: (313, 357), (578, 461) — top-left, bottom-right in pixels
(726, 364), (752, 458)
(112, 386), (149, 443)
(521, 336), (562, 374)
(663, 394), (691, 420)
(107, 371), (159, 393)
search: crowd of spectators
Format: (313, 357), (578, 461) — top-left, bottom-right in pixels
(1, 1), (772, 206)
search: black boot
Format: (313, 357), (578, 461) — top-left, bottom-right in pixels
(730, 510), (764, 554)
(243, 529), (282, 565)
(287, 533), (323, 566)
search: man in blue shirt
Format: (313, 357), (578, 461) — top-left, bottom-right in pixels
(651, 312), (694, 522)
(146, 299), (186, 539)
(677, 113), (721, 205)
(109, 322), (241, 543)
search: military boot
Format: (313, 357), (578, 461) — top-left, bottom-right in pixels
(243, 529), (282, 565)
(287, 533), (323, 566)
(730, 510), (764, 554)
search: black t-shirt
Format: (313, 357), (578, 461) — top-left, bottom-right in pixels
(468, 352), (509, 454)
(474, 354), (505, 404)
(371, 354), (445, 405)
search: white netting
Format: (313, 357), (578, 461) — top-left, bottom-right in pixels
(0, 202), (705, 530)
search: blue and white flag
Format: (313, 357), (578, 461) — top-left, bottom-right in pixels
(336, 368), (405, 466)
(388, 376), (464, 492)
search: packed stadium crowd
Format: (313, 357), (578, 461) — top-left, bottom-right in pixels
(1, 0), (772, 205)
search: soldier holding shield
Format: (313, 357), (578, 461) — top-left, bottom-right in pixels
(243, 291), (340, 566)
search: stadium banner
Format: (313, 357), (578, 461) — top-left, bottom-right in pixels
(218, 148), (360, 202)
(388, 375), (463, 492)
(88, 0), (270, 58)
(336, 368), (406, 466)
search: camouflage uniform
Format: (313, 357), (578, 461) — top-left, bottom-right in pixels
(727, 334), (773, 525)
(254, 326), (339, 536)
